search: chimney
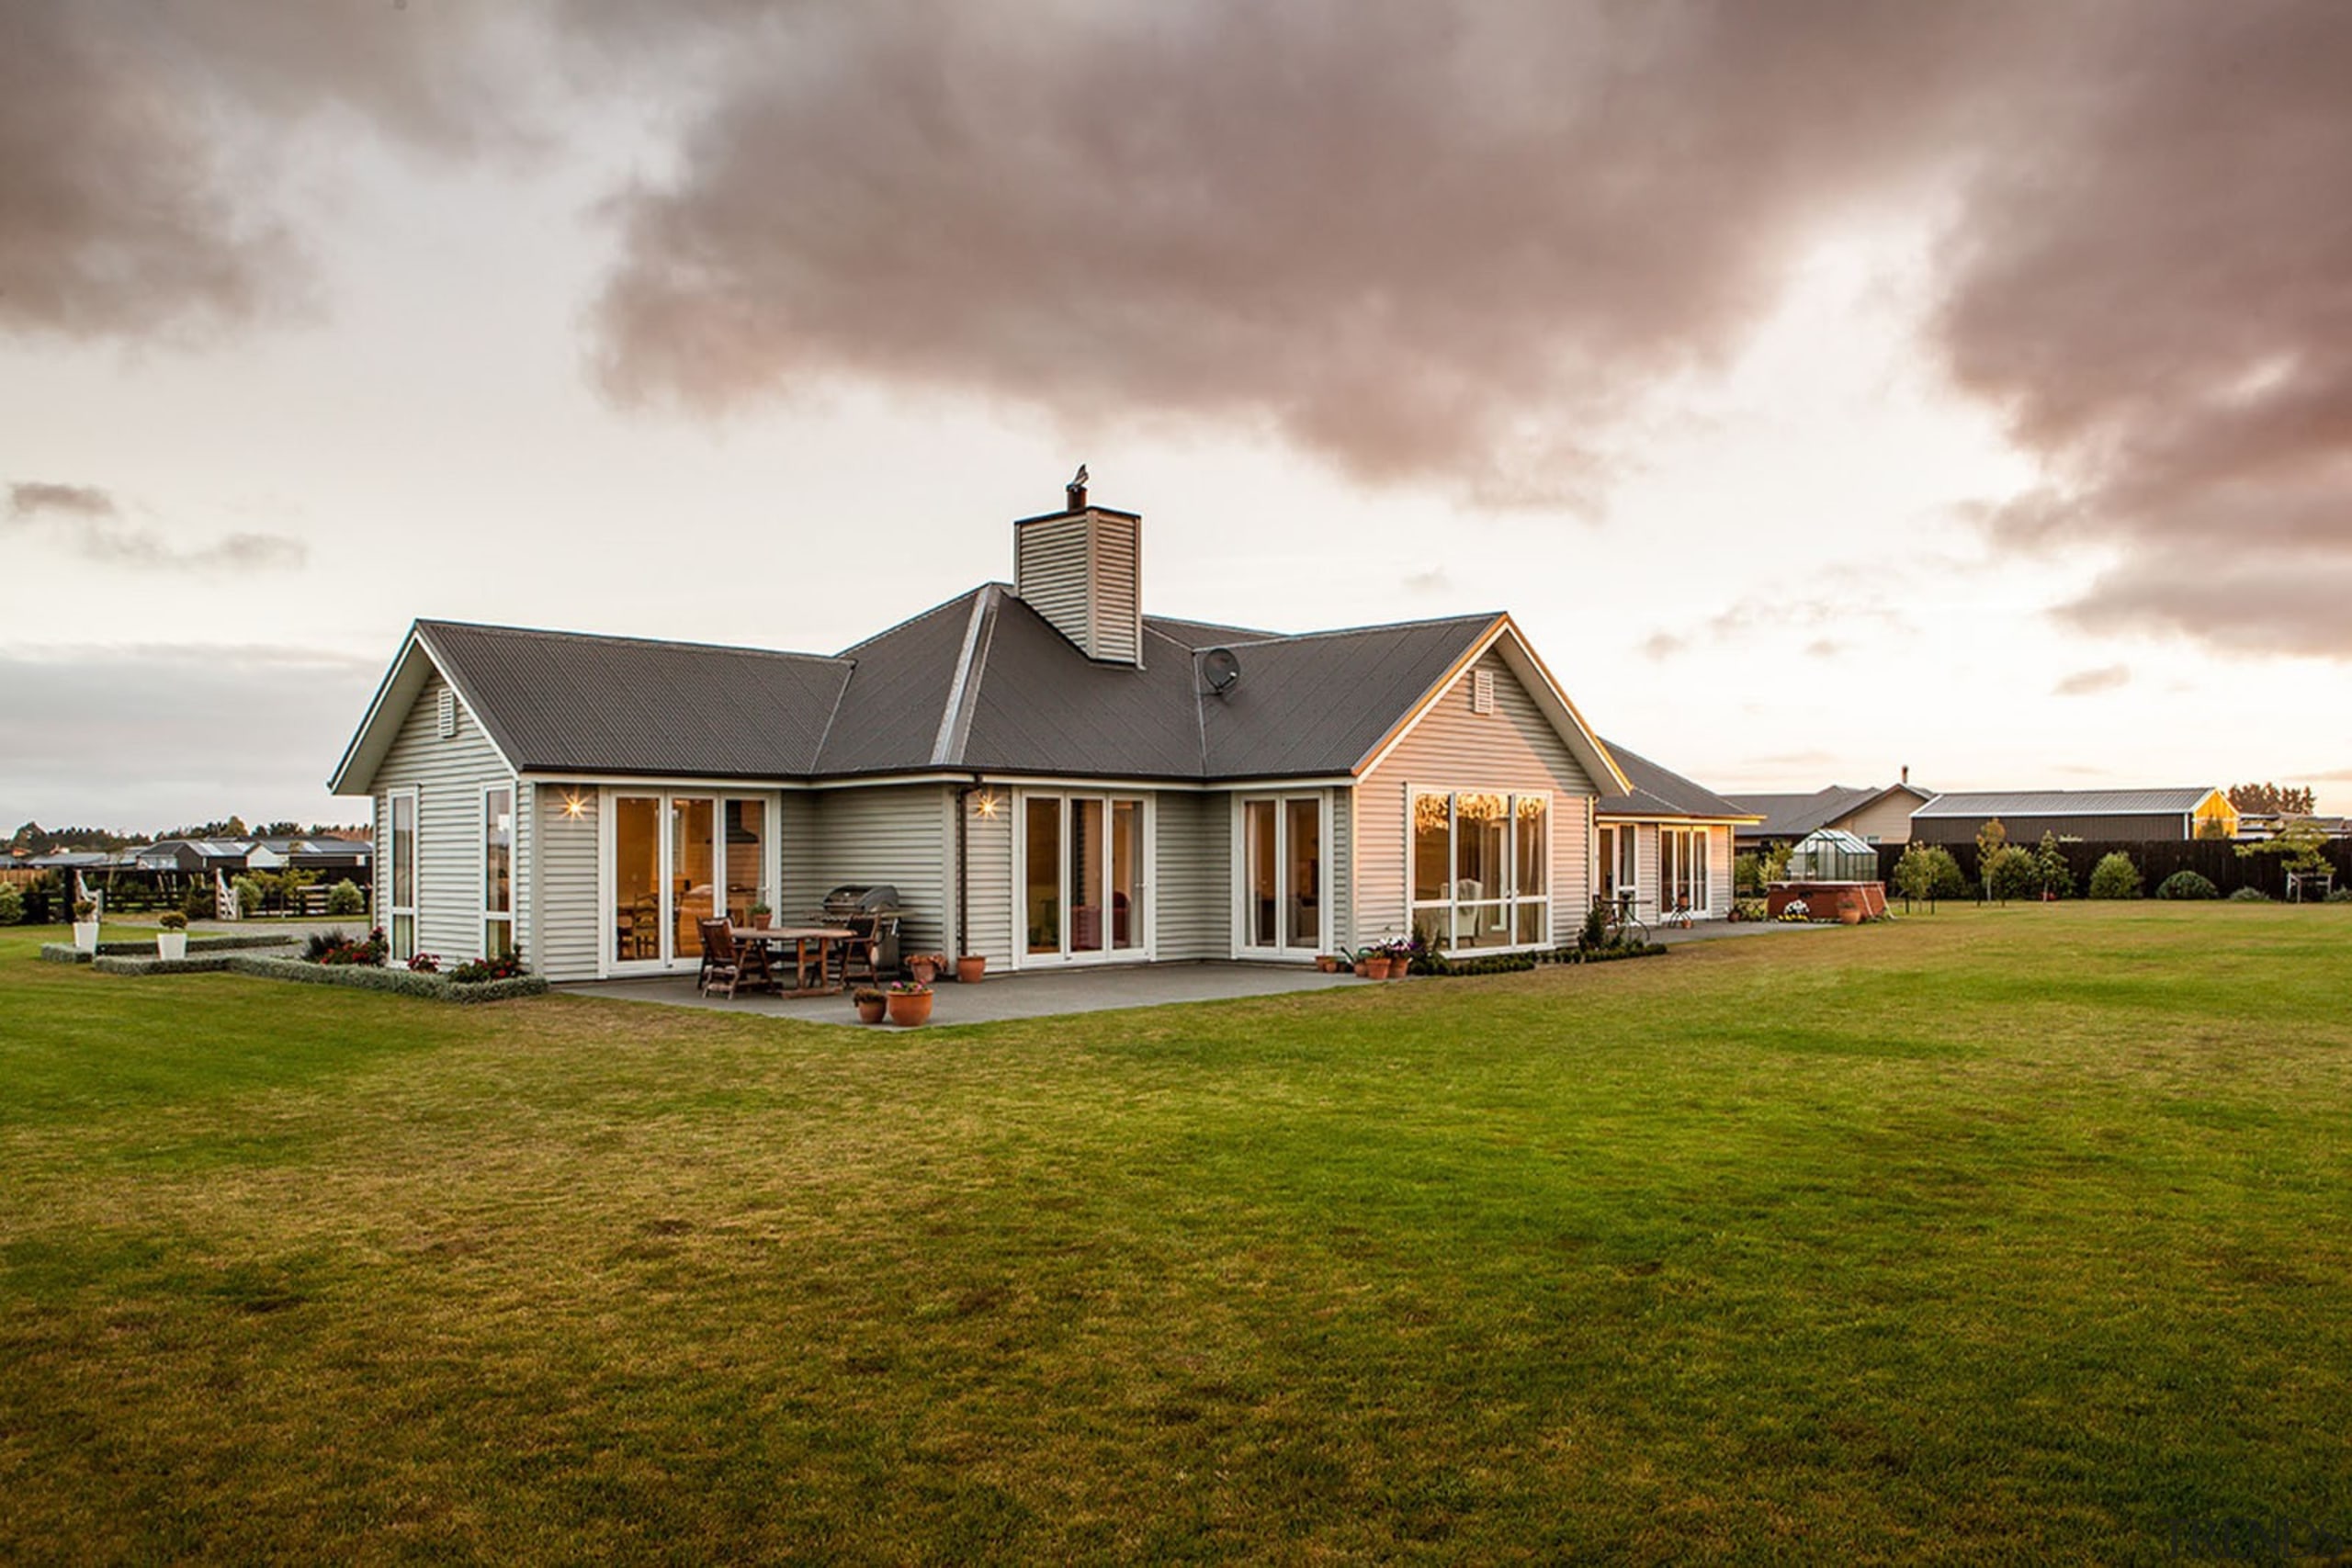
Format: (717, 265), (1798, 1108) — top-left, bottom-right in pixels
(1901, 764), (1910, 786)
(1012, 468), (1143, 665)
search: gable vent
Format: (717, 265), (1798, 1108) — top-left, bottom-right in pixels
(436, 688), (458, 738)
(1472, 669), (1496, 715)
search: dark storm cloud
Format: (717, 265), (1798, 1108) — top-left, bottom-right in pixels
(0, 1), (542, 341)
(7, 479), (303, 572)
(590, 2), (2043, 507)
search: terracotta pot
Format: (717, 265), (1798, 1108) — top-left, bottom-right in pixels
(854, 997), (887, 1024)
(1351, 959), (1373, 977)
(753, 913), (772, 930)
(1839, 905), (1862, 926)
(908, 959), (939, 986)
(888, 990), (934, 1026)
(1362, 955), (1391, 980)
(1385, 956), (1410, 978)
(1316, 955), (1337, 974)
(956, 955), (986, 984)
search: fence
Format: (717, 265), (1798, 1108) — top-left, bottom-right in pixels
(1872, 838), (2352, 899)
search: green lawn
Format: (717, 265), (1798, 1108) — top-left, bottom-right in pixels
(2, 906), (2347, 1562)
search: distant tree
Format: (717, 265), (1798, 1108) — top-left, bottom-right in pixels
(2195, 815), (2233, 840)
(1975, 818), (2007, 895)
(1893, 843), (1943, 908)
(8, 821), (44, 854)
(2237, 818), (2332, 877)
(2228, 782), (2317, 815)
(1758, 840), (1793, 884)
(257, 820), (303, 837)
(2086, 852), (2143, 900)
(1985, 845), (2041, 903)
(2032, 832), (2075, 898)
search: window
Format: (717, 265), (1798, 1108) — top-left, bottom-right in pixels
(1408, 788), (1551, 952)
(482, 785), (514, 957)
(723, 799), (766, 926)
(1658, 826), (1709, 917)
(388, 788), (418, 961)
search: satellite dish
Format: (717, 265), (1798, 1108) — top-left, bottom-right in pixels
(1202, 647), (1241, 697)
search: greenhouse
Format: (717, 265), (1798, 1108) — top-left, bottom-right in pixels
(1785, 829), (1879, 884)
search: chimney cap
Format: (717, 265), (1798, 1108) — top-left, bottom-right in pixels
(1065, 462), (1089, 511)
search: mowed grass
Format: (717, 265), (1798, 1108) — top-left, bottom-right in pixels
(2, 907), (2347, 1562)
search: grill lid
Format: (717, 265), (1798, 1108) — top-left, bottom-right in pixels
(820, 883), (900, 914)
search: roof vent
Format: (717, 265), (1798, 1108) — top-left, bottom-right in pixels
(436, 688), (458, 738)
(1472, 669), (1496, 715)
(1201, 647), (1241, 697)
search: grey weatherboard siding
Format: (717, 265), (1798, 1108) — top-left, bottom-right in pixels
(371, 672), (514, 963)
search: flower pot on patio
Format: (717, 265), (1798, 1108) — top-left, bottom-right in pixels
(1359, 955), (1391, 980)
(73, 921), (99, 953)
(157, 931), (188, 960)
(1315, 954), (1338, 974)
(887, 985), (934, 1026)
(956, 955), (986, 984)
(907, 954), (941, 986)
(853, 988), (887, 1024)
(1838, 903), (1862, 926)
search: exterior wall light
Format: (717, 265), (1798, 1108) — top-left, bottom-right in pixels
(562, 791), (587, 819)
(972, 789), (1001, 819)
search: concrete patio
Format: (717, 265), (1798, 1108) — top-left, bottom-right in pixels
(558, 961), (1367, 1027)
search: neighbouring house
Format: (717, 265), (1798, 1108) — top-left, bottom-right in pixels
(1728, 777), (1935, 851)
(1907, 787), (2239, 846)
(327, 480), (1782, 982)
(1595, 743), (1759, 922)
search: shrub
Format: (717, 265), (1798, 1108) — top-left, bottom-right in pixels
(2156, 870), (2220, 901)
(2327, 887), (2352, 903)
(2031, 833), (2075, 898)
(72, 898), (97, 921)
(408, 952), (443, 974)
(0, 885), (21, 926)
(2086, 852), (2143, 900)
(326, 879), (367, 917)
(1985, 845), (2041, 902)
(1733, 852), (1762, 895)
(231, 874), (266, 915)
(158, 910), (189, 931)
(310, 927), (389, 966)
(1578, 901), (1609, 953)
(2228, 886), (2273, 902)
(448, 953), (527, 984)
(182, 883), (215, 919)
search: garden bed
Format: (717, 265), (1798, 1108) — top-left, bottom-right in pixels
(40, 932), (299, 964)
(78, 950), (546, 1003)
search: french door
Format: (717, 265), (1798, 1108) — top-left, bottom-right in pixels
(1238, 793), (1328, 958)
(1020, 792), (1148, 965)
(606, 791), (770, 975)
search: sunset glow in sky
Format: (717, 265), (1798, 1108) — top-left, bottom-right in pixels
(5, 2), (2349, 828)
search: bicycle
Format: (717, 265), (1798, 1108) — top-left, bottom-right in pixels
(1593, 891), (1648, 947)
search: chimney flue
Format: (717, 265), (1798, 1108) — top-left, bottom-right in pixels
(1065, 462), (1089, 513)
(1901, 764), (1910, 786)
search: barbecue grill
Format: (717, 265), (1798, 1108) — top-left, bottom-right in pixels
(815, 883), (901, 979)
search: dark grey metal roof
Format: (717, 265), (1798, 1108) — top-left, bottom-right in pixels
(1913, 787), (2219, 818)
(1197, 615), (1500, 779)
(1596, 740), (1758, 821)
(418, 620), (852, 779)
(1728, 785), (1887, 839)
(397, 596), (1511, 785)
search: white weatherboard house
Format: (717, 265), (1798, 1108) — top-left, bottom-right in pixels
(330, 482), (1746, 982)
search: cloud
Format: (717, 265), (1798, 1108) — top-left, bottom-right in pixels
(0, 2), (548, 343)
(0, 643), (379, 826)
(590, 3), (2045, 508)
(2052, 663), (2131, 697)
(6, 480), (304, 573)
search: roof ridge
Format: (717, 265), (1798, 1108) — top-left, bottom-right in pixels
(836, 584), (997, 658)
(418, 617), (845, 665)
(1216, 610), (1502, 649)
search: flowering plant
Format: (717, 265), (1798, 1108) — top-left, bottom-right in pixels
(407, 952), (442, 974)
(1776, 898), (1812, 923)
(887, 979), (932, 995)
(449, 953), (527, 984)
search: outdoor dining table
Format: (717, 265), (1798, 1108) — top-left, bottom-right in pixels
(730, 925), (856, 998)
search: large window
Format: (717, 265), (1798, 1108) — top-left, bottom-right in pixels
(388, 789), (418, 961)
(482, 785), (514, 957)
(1239, 794), (1324, 955)
(1658, 826), (1709, 917)
(1023, 792), (1148, 962)
(1409, 789), (1550, 952)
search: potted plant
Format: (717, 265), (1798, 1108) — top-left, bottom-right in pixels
(955, 953), (986, 984)
(906, 953), (944, 986)
(72, 898), (99, 953)
(1315, 953), (1340, 974)
(156, 910), (189, 960)
(1353, 946), (1390, 980)
(852, 986), (888, 1024)
(750, 901), (773, 931)
(1384, 939), (1416, 977)
(886, 979), (934, 1026)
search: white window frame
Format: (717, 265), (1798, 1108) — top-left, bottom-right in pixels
(1230, 791), (1333, 960)
(386, 786), (420, 962)
(1011, 789), (1156, 970)
(597, 787), (777, 977)
(1406, 785), (1555, 954)
(481, 782), (514, 960)
(1657, 825), (1711, 919)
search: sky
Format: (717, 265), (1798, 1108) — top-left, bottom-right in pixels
(5, 0), (2350, 831)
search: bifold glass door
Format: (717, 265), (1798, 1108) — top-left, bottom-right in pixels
(1023, 793), (1146, 963)
(609, 791), (763, 973)
(1240, 794), (1325, 956)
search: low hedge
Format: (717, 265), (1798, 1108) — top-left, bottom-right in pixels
(1412, 942), (1668, 978)
(73, 950), (547, 1002)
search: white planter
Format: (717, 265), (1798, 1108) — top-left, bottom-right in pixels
(157, 932), (188, 961)
(73, 920), (100, 953)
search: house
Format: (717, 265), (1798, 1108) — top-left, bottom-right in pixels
(328, 480), (1775, 983)
(1728, 778), (1935, 850)
(1907, 787), (2238, 846)
(1595, 743), (1758, 921)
